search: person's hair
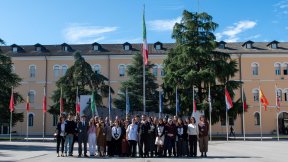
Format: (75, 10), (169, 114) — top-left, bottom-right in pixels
(190, 117), (196, 123)
(58, 116), (64, 123)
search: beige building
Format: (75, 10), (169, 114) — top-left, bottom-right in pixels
(0, 40), (288, 136)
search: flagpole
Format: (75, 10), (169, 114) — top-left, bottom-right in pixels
(159, 91), (161, 119)
(225, 86), (228, 142)
(208, 84), (212, 141)
(192, 86), (195, 117)
(108, 87), (111, 120)
(242, 86), (246, 141)
(9, 86), (13, 142)
(43, 87), (46, 142)
(26, 111), (29, 141)
(176, 86), (178, 116)
(275, 84), (279, 141)
(259, 85), (263, 141)
(142, 5), (146, 115)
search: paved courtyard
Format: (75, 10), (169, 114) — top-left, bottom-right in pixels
(0, 140), (287, 162)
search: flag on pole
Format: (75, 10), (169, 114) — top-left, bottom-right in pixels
(275, 84), (280, 112)
(176, 87), (180, 113)
(142, 6), (148, 65)
(26, 94), (30, 112)
(108, 87), (112, 117)
(59, 88), (64, 114)
(159, 91), (163, 113)
(259, 88), (269, 111)
(43, 87), (47, 113)
(126, 89), (130, 115)
(9, 88), (14, 112)
(225, 88), (233, 110)
(76, 87), (80, 113)
(243, 91), (248, 111)
(91, 91), (96, 116)
(208, 84), (212, 112)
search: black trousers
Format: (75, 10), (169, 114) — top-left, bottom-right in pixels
(56, 136), (65, 153)
(139, 134), (149, 157)
(111, 138), (121, 156)
(128, 140), (137, 157)
(78, 135), (88, 156)
(189, 135), (197, 156)
(106, 141), (112, 156)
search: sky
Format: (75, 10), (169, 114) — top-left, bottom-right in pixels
(1, 0), (288, 45)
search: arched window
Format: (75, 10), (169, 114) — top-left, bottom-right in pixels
(28, 90), (35, 104)
(277, 89), (282, 101)
(93, 64), (101, 74)
(29, 65), (36, 79)
(284, 89), (288, 102)
(283, 63), (288, 75)
(28, 113), (34, 127)
(53, 65), (60, 80)
(159, 64), (165, 77)
(251, 63), (259, 76)
(274, 63), (281, 75)
(254, 112), (260, 126)
(153, 66), (158, 76)
(253, 89), (259, 102)
(119, 64), (125, 77)
(53, 115), (58, 126)
(62, 65), (68, 76)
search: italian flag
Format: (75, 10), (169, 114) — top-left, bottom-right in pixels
(143, 8), (148, 65)
(225, 88), (233, 110)
(26, 95), (30, 112)
(43, 87), (47, 113)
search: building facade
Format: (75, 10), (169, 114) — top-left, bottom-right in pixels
(0, 40), (288, 136)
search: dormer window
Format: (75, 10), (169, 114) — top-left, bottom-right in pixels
(64, 46), (68, 51)
(93, 45), (99, 51)
(123, 42), (131, 51)
(61, 43), (72, 52)
(92, 42), (101, 51)
(36, 47), (42, 52)
(218, 41), (226, 49)
(242, 40), (254, 49)
(267, 40), (279, 49)
(12, 47), (18, 53)
(154, 41), (163, 50)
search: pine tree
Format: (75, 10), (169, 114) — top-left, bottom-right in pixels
(0, 39), (24, 127)
(114, 53), (159, 114)
(163, 10), (241, 123)
(49, 52), (111, 115)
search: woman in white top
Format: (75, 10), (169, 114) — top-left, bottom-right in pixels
(126, 118), (138, 157)
(187, 117), (198, 157)
(56, 116), (65, 157)
(111, 120), (122, 156)
(155, 118), (165, 157)
(87, 118), (97, 157)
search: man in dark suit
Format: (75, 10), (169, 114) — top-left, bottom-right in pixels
(77, 114), (88, 157)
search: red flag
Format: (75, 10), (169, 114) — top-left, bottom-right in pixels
(76, 86), (80, 113)
(275, 84), (280, 112)
(9, 89), (14, 112)
(43, 88), (47, 113)
(225, 88), (233, 110)
(26, 95), (30, 112)
(243, 91), (248, 111)
(259, 88), (269, 111)
(142, 7), (148, 65)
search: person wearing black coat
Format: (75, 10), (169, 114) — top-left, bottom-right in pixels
(56, 116), (65, 157)
(138, 115), (151, 157)
(77, 114), (88, 157)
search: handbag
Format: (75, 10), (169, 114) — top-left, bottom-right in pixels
(155, 136), (163, 145)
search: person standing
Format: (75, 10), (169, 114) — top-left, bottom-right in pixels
(155, 118), (165, 157)
(163, 118), (176, 157)
(138, 114), (150, 157)
(104, 119), (112, 157)
(96, 121), (106, 157)
(77, 114), (88, 157)
(56, 116), (65, 157)
(176, 118), (188, 157)
(198, 115), (209, 157)
(126, 118), (138, 157)
(64, 113), (77, 156)
(187, 117), (198, 157)
(111, 120), (122, 156)
(87, 118), (97, 157)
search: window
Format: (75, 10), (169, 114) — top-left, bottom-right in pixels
(119, 65), (125, 77)
(277, 89), (282, 101)
(275, 63), (281, 75)
(253, 89), (259, 102)
(251, 63), (259, 76)
(29, 65), (36, 79)
(36, 47), (42, 52)
(219, 44), (225, 49)
(160, 68), (165, 76)
(93, 45), (99, 51)
(53, 65), (60, 80)
(64, 46), (68, 51)
(11, 65), (15, 73)
(155, 44), (161, 50)
(62, 65), (68, 76)
(124, 45), (130, 51)
(53, 115), (58, 126)
(153, 66), (158, 76)
(246, 43), (252, 49)
(28, 90), (35, 104)
(283, 63), (288, 75)
(12, 47), (18, 53)
(254, 112), (260, 126)
(28, 113), (34, 127)
(271, 43), (277, 49)
(284, 89), (288, 102)
(93, 64), (101, 74)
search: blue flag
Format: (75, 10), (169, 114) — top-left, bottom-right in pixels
(159, 91), (163, 113)
(126, 89), (130, 114)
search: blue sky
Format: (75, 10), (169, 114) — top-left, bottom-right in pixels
(1, 0), (288, 45)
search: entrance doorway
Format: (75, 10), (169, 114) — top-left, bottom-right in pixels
(278, 112), (288, 134)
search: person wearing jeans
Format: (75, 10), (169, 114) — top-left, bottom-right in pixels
(126, 118), (138, 157)
(187, 117), (198, 157)
(64, 113), (77, 156)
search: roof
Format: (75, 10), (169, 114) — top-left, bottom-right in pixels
(1, 42), (288, 57)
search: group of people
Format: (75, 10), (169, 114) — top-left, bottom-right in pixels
(55, 113), (209, 158)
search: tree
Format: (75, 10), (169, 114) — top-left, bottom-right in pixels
(49, 52), (111, 115)
(114, 53), (159, 113)
(163, 10), (242, 123)
(0, 39), (24, 127)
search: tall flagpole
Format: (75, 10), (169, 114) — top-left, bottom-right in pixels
(42, 87), (46, 141)
(142, 5), (147, 115)
(242, 86), (246, 141)
(275, 84), (279, 141)
(176, 86), (178, 116)
(225, 86), (229, 142)
(277, 111), (279, 141)
(192, 86), (195, 117)
(26, 110), (29, 141)
(159, 91), (161, 119)
(9, 86), (13, 142)
(208, 84), (212, 141)
(259, 85), (263, 141)
(108, 87), (111, 121)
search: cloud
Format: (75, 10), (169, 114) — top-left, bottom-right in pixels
(216, 20), (257, 42)
(63, 24), (117, 44)
(274, 0), (288, 16)
(148, 17), (181, 31)
(274, 0), (288, 9)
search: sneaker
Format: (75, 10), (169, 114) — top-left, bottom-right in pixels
(57, 153), (60, 157)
